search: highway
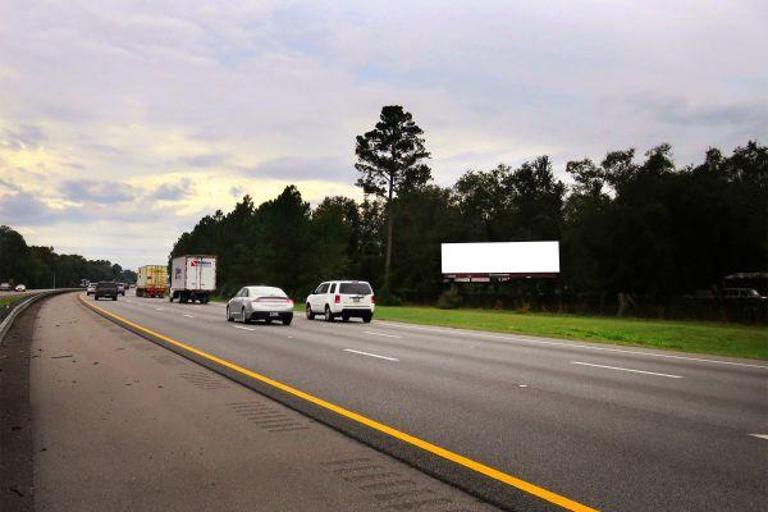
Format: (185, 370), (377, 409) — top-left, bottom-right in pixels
(81, 291), (768, 512)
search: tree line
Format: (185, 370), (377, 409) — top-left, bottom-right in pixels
(0, 225), (136, 288)
(171, 106), (766, 318)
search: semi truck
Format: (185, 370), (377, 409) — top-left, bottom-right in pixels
(136, 265), (169, 298)
(170, 255), (217, 304)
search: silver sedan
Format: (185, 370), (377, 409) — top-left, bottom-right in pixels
(226, 285), (294, 326)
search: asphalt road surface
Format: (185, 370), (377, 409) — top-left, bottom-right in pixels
(82, 291), (767, 511)
(15, 293), (496, 512)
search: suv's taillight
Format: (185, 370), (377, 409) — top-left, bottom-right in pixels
(334, 294), (341, 304)
(371, 295), (375, 304)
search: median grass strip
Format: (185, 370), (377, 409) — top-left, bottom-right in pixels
(0, 295), (26, 308)
(374, 306), (768, 361)
(1, 294), (30, 325)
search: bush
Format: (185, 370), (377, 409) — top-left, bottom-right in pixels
(437, 288), (463, 309)
(378, 292), (403, 306)
(515, 300), (532, 314)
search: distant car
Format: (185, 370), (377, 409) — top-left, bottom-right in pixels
(117, 283), (126, 296)
(0, 282), (11, 291)
(723, 288), (765, 299)
(94, 282), (118, 301)
(306, 280), (374, 322)
(226, 286), (293, 326)
(86, 283), (96, 296)
(15, 284), (26, 292)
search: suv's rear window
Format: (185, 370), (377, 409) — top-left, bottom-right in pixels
(97, 282), (117, 289)
(339, 283), (372, 295)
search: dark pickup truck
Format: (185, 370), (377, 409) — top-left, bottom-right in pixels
(94, 282), (119, 301)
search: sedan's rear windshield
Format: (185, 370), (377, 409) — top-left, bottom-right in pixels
(339, 283), (372, 295)
(249, 286), (287, 298)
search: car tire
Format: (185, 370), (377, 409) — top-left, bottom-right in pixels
(241, 308), (249, 324)
(342, 314), (350, 322)
(324, 305), (334, 322)
(94, 296), (98, 301)
(112, 296), (117, 301)
(283, 317), (292, 326)
(306, 304), (315, 320)
(363, 313), (372, 323)
(226, 306), (234, 322)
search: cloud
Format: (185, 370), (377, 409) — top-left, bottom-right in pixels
(245, 156), (353, 183)
(639, 97), (768, 128)
(149, 178), (193, 200)
(0, 187), (173, 227)
(0, 191), (68, 226)
(0, 125), (48, 150)
(0, 177), (24, 193)
(60, 179), (138, 203)
(181, 153), (228, 168)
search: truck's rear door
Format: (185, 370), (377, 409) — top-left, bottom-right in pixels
(186, 257), (216, 291)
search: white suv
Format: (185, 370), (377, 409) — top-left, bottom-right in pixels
(306, 280), (374, 322)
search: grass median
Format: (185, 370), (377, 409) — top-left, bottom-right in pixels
(0, 295), (26, 308)
(373, 306), (768, 360)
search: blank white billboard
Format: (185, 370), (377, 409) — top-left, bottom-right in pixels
(441, 241), (560, 275)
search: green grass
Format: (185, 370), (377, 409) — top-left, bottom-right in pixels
(0, 295), (27, 308)
(372, 306), (768, 360)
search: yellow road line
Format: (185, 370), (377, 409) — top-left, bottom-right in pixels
(79, 294), (598, 512)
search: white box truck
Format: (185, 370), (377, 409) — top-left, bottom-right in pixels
(169, 255), (217, 304)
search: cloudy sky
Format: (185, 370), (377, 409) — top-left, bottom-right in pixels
(1, 1), (765, 269)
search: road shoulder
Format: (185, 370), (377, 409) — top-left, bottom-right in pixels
(0, 300), (40, 512)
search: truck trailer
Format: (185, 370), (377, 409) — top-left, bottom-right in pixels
(136, 265), (168, 298)
(170, 255), (217, 304)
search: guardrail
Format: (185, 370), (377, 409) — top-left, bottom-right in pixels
(0, 289), (78, 342)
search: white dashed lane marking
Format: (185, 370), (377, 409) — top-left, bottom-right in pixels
(343, 348), (399, 362)
(571, 361), (684, 379)
(363, 330), (402, 339)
